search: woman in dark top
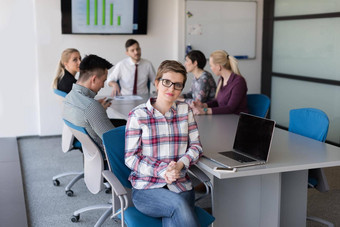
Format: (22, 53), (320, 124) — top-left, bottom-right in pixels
(179, 50), (216, 105)
(52, 48), (81, 93)
(191, 50), (248, 115)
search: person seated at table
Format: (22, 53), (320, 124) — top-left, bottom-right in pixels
(125, 60), (203, 226)
(52, 48), (81, 93)
(63, 54), (125, 152)
(106, 39), (156, 96)
(191, 50), (248, 115)
(179, 50), (216, 105)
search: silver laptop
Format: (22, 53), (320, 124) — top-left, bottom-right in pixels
(204, 113), (276, 168)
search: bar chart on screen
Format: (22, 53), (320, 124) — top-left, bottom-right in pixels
(71, 0), (133, 33)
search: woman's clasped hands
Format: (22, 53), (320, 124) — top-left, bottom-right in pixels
(164, 161), (184, 184)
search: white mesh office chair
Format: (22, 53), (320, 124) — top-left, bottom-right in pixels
(63, 119), (112, 227)
(52, 89), (84, 196)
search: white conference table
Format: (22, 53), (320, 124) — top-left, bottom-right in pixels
(105, 96), (340, 227)
(195, 114), (340, 227)
(105, 94), (151, 120)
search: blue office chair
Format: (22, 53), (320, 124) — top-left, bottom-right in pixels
(246, 94), (270, 118)
(102, 126), (215, 227)
(52, 89), (84, 196)
(63, 119), (112, 226)
(53, 88), (68, 98)
(289, 108), (334, 227)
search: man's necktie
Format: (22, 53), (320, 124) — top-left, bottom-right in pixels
(133, 64), (138, 95)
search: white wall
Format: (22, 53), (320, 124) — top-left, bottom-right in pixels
(0, 0), (263, 137)
(0, 0), (39, 137)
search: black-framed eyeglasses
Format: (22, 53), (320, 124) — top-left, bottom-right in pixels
(159, 78), (184, 90)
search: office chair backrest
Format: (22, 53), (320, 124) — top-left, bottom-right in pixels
(61, 123), (78, 153)
(63, 119), (105, 194)
(53, 89), (81, 153)
(289, 108), (329, 142)
(289, 110), (333, 226)
(53, 88), (68, 98)
(102, 126), (132, 188)
(247, 94), (270, 118)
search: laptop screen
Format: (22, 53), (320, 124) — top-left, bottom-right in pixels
(233, 113), (275, 161)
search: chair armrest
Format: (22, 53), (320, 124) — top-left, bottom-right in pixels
(189, 165), (210, 183)
(102, 170), (127, 197)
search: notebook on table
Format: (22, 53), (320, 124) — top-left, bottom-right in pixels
(203, 113), (276, 168)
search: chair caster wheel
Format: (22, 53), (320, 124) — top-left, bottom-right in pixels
(71, 215), (80, 222)
(105, 188), (111, 194)
(53, 179), (60, 186)
(66, 189), (74, 197)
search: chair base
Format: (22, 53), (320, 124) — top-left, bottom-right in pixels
(72, 203), (112, 226)
(307, 216), (334, 227)
(95, 207), (113, 227)
(52, 171), (84, 196)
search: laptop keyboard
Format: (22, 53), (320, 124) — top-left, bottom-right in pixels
(219, 151), (256, 163)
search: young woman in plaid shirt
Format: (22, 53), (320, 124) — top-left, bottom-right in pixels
(125, 60), (203, 226)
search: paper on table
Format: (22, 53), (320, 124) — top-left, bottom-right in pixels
(113, 95), (143, 101)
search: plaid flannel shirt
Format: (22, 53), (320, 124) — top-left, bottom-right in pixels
(125, 98), (203, 193)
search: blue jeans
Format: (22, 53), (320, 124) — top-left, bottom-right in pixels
(132, 187), (200, 227)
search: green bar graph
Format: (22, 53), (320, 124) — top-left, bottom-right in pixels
(102, 0), (105, 25)
(117, 15), (121, 26)
(94, 0), (98, 25)
(87, 0), (90, 25)
(86, 0), (117, 26)
(110, 4), (113, 26)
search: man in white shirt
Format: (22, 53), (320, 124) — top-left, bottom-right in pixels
(107, 39), (156, 96)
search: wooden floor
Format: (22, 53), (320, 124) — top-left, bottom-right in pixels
(0, 138), (28, 227)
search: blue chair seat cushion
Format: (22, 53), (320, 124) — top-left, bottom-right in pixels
(118, 207), (162, 227)
(117, 206), (214, 227)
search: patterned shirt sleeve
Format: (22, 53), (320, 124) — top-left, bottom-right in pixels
(125, 110), (168, 179)
(178, 107), (203, 168)
(85, 101), (115, 138)
(184, 72), (216, 104)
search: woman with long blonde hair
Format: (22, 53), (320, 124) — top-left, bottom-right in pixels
(52, 48), (81, 93)
(191, 50), (248, 115)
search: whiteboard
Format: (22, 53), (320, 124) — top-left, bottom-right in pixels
(185, 1), (257, 59)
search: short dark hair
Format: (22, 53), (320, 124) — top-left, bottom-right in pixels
(186, 50), (207, 69)
(78, 54), (113, 82)
(125, 39), (139, 50)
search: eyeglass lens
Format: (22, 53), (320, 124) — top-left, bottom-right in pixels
(161, 79), (183, 90)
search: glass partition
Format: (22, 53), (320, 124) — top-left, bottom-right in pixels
(275, 0), (340, 16)
(272, 18), (340, 80)
(271, 76), (340, 144)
